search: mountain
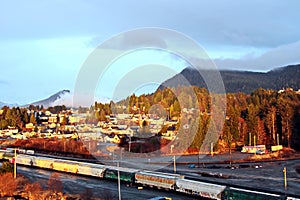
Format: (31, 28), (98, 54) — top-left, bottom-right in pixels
(159, 64), (300, 93)
(0, 101), (19, 108)
(29, 89), (73, 108)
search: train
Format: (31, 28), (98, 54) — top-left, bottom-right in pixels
(14, 154), (299, 200)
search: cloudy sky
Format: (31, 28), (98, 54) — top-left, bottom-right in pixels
(1, 0), (300, 105)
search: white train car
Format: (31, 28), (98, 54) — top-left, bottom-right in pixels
(176, 179), (226, 200)
(16, 154), (106, 177)
(16, 155), (33, 166)
(16, 155), (54, 169)
(135, 171), (183, 190)
(77, 162), (106, 178)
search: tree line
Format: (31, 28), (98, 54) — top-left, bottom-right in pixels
(92, 87), (300, 151)
(1, 86), (300, 151)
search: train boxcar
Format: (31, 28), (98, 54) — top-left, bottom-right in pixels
(135, 171), (183, 190)
(176, 179), (225, 200)
(2, 152), (14, 162)
(222, 187), (285, 200)
(16, 155), (33, 165)
(77, 162), (106, 178)
(17, 155), (55, 169)
(35, 156), (55, 169)
(52, 160), (79, 173)
(104, 166), (138, 182)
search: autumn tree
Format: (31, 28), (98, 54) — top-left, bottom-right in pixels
(25, 182), (43, 199)
(48, 172), (63, 193)
(266, 106), (278, 144)
(29, 113), (37, 125)
(0, 173), (17, 197)
(0, 161), (13, 174)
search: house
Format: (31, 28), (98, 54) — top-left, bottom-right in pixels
(24, 123), (34, 132)
(104, 134), (122, 144)
(48, 114), (58, 123)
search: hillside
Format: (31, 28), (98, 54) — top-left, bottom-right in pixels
(159, 64), (300, 93)
(28, 89), (72, 108)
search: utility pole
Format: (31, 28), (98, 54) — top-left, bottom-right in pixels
(117, 162), (121, 200)
(249, 132), (251, 146)
(128, 134), (131, 153)
(14, 148), (17, 179)
(283, 167), (287, 191)
(198, 150), (200, 167)
(173, 155), (176, 173)
(210, 142), (214, 157)
(254, 135), (256, 156)
(277, 133), (280, 145)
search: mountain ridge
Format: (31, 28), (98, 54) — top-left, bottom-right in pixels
(28, 89), (72, 108)
(159, 64), (300, 93)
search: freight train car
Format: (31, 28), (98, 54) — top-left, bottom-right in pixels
(222, 187), (285, 200)
(76, 162), (105, 178)
(135, 171), (183, 190)
(2, 152), (14, 162)
(52, 160), (79, 173)
(176, 179), (225, 200)
(34, 156), (54, 169)
(14, 154), (296, 200)
(104, 165), (138, 182)
(15, 155), (33, 165)
(16, 154), (106, 178)
(16, 155), (54, 169)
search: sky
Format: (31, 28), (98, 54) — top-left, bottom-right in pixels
(1, 0), (300, 105)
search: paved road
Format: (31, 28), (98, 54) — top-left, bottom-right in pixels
(176, 158), (300, 197)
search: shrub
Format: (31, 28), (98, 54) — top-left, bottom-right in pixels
(0, 172), (17, 197)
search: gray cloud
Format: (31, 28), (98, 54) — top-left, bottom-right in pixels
(99, 30), (168, 50)
(214, 41), (300, 71)
(1, 0), (300, 49)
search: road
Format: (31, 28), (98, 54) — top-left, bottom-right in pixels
(174, 156), (300, 197)
(17, 166), (202, 200)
